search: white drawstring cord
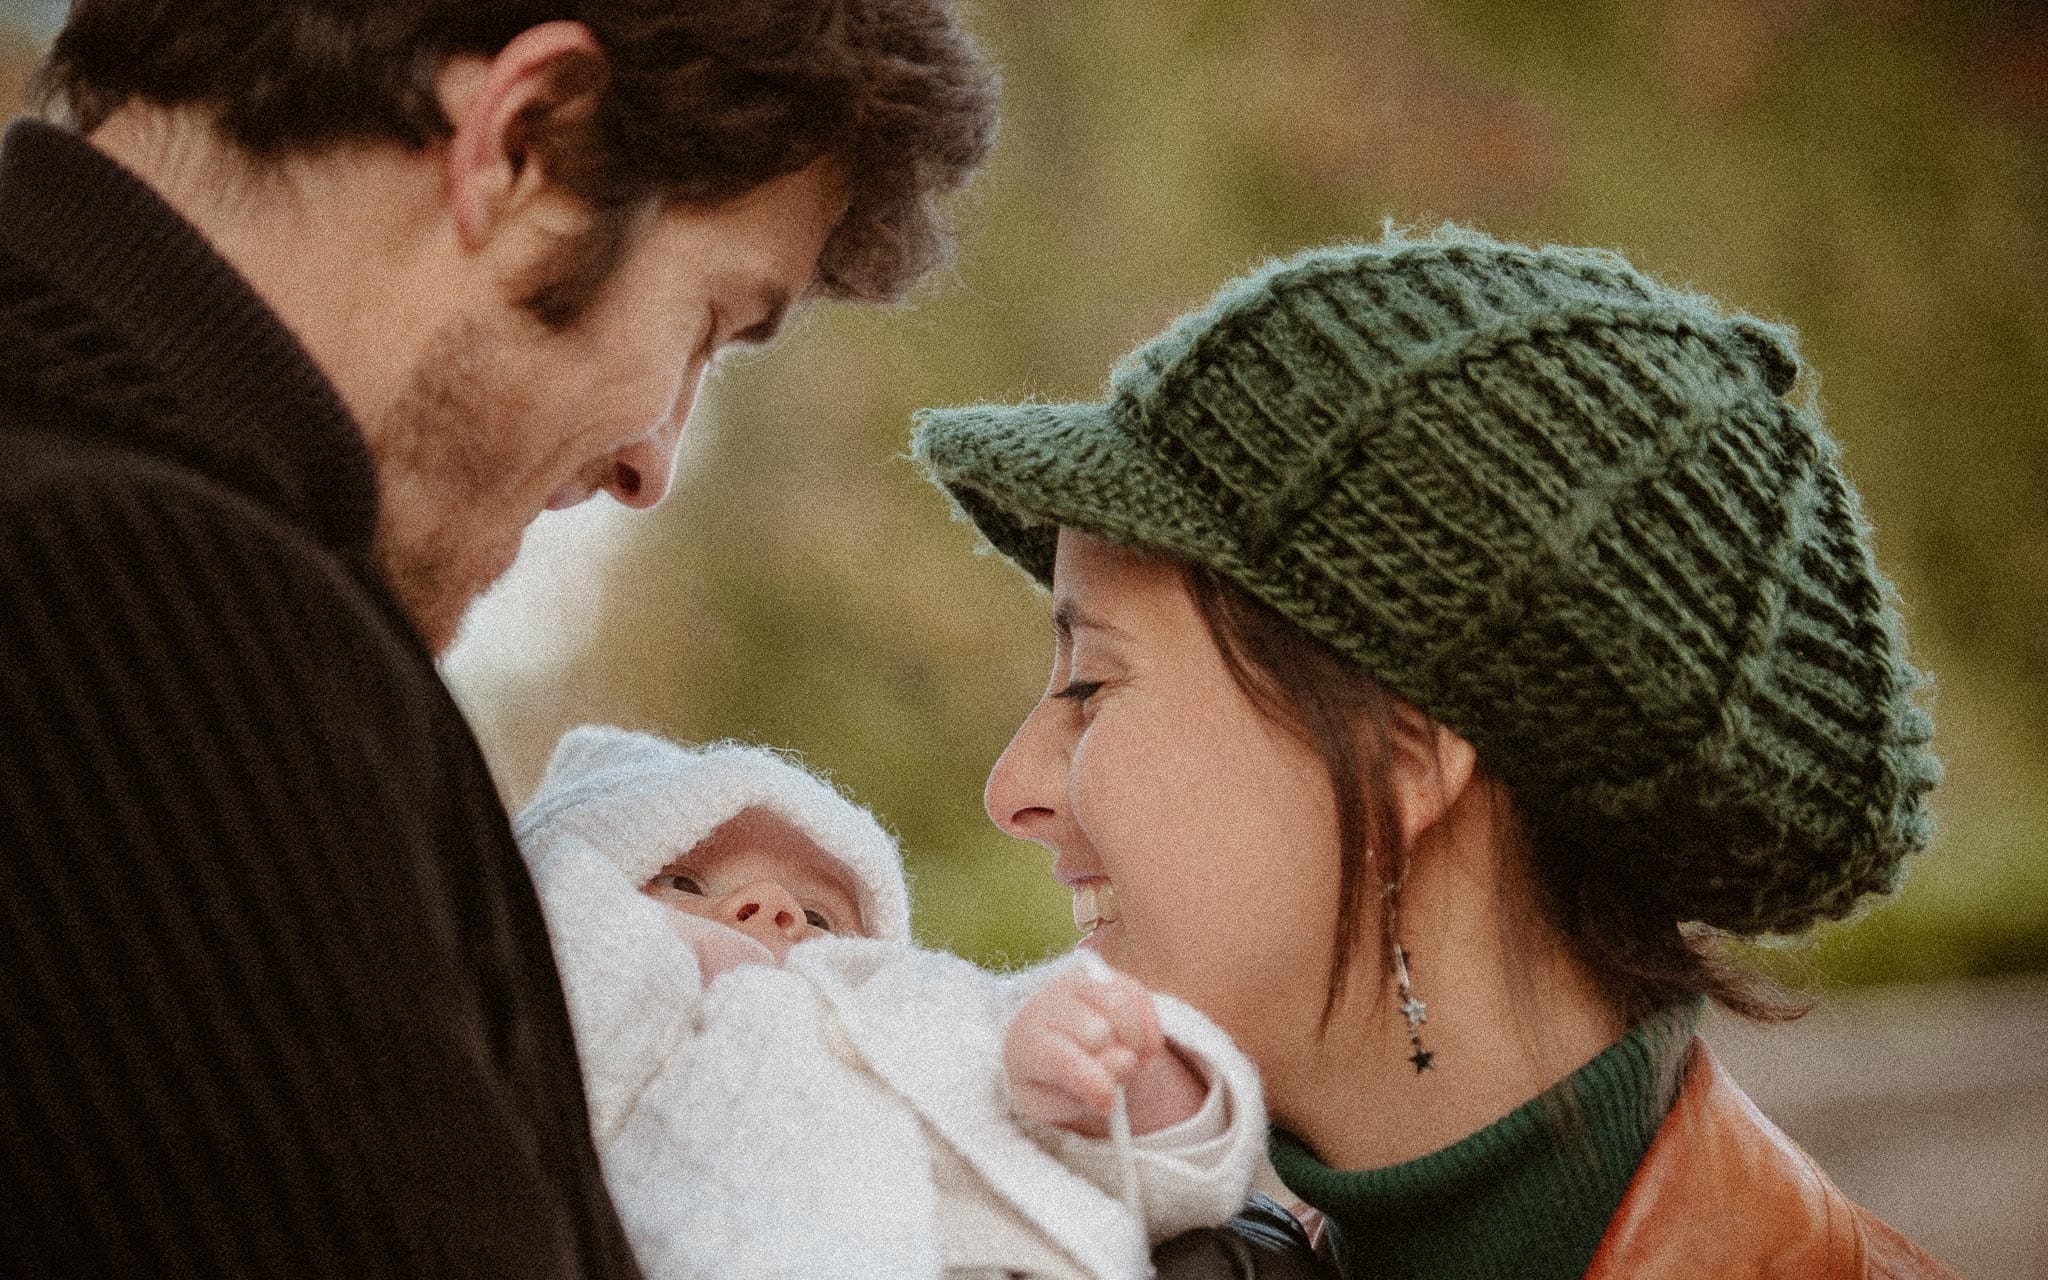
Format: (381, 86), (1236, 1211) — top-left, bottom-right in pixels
(1079, 951), (1144, 1221)
(1109, 1084), (1141, 1218)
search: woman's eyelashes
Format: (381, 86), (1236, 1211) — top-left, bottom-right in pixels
(1052, 677), (1104, 704)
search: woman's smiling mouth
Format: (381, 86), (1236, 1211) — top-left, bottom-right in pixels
(1071, 880), (1122, 935)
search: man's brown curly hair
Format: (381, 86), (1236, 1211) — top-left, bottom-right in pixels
(36, 0), (999, 324)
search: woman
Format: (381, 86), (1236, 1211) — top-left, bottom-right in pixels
(913, 226), (1954, 1279)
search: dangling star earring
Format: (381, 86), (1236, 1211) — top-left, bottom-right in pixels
(1393, 945), (1434, 1073)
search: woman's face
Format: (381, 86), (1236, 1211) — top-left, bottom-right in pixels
(985, 529), (1345, 1070)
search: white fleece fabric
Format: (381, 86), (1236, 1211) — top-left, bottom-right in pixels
(515, 726), (912, 944)
(516, 735), (1267, 1280)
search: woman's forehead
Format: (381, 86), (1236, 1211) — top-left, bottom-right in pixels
(1055, 530), (1171, 600)
(1052, 529), (1206, 645)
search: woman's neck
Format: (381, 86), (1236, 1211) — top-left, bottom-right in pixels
(1268, 797), (1629, 1171)
(1270, 1001), (1702, 1280)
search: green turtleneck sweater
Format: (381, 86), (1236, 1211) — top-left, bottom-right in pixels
(1269, 1001), (1702, 1280)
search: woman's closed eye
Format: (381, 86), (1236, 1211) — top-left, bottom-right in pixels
(1052, 677), (1104, 704)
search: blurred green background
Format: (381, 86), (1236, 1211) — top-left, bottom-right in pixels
(9, 0), (2042, 991)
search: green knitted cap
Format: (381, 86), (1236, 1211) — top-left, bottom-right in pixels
(913, 225), (1939, 938)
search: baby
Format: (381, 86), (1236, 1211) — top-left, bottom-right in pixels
(513, 726), (1264, 1280)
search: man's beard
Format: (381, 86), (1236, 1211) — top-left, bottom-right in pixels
(369, 318), (533, 656)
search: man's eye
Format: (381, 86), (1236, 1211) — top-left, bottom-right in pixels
(803, 909), (833, 932)
(662, 873), (704, 895)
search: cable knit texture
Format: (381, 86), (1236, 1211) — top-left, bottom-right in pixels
(0, 121), (638, 1278)
(915, 225), (1940, 938)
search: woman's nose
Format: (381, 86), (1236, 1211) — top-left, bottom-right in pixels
(985, 701), (1061, 842)
(713, 879), (809, 956)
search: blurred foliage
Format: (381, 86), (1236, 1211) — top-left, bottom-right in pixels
(573, 0), (2048, 987)
(7, 0), (2042, 987)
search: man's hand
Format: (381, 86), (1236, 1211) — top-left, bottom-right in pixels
(1005, 963), (1206, 1138)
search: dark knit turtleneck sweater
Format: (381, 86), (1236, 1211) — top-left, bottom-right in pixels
(1271, 1002), (1701, 1280)
(0, 121), (640, 1278)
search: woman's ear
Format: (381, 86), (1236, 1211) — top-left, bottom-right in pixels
(436, 21), (606, 256)
(1383, 700), (1478, 848)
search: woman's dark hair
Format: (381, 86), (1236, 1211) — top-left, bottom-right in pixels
(34, 0), (998, 324)
(1180, 561), (1806, 1028)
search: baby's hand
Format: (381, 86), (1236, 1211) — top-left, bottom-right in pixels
(1005, 961), (1201, 1138)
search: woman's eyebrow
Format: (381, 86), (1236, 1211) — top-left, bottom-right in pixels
(1051, 600), (1129, 641)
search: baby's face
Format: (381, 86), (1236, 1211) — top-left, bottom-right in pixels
(641, 807), (866, 969)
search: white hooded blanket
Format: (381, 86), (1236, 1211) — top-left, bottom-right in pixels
(528, 827), (1265, 1280)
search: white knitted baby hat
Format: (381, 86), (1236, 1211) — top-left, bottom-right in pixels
(513, 726), (912, 943)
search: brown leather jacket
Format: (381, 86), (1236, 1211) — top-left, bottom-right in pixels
(1585, 1040), (1959, 1279)
(1275, 1037), (1957, 1280)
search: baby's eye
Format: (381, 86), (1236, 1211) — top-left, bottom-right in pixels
(803, 909), (833, 932)
(661, 873), (705, 896)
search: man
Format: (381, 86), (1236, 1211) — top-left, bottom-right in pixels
(0, 3), (995, 1275)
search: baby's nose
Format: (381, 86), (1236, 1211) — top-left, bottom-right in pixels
(716, 880), (808, 955)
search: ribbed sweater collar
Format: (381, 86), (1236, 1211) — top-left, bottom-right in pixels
(0, 119), (377, 556)
(1270, 1000), (1702, 1280)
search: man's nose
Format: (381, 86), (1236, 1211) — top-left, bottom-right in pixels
(602, 376), (700, 510)
(601, 418), (683, 510)
(713, 879), (810, 956)
(985, 700), (1061, 842)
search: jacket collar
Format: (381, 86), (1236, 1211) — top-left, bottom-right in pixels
(1585, 1041), (1958, 1280)
(0, 119), (378, 557)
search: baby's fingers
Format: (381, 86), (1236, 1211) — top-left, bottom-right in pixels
(1072, 966), (1164, 1063)
(1008, 1022), (1131, 1122)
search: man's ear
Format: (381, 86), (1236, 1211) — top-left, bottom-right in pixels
(438, 21), (605, 253)
(1382, 700), (1479, 848)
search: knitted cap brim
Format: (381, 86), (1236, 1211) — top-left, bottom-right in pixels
(916, 229), (1941, 942)
(912, 400), (1228, 589)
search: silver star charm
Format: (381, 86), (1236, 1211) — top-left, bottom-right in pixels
(1399, 994), (1428, 1028)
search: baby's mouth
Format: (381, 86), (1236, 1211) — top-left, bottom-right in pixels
(1072, 881), (1122, 935)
